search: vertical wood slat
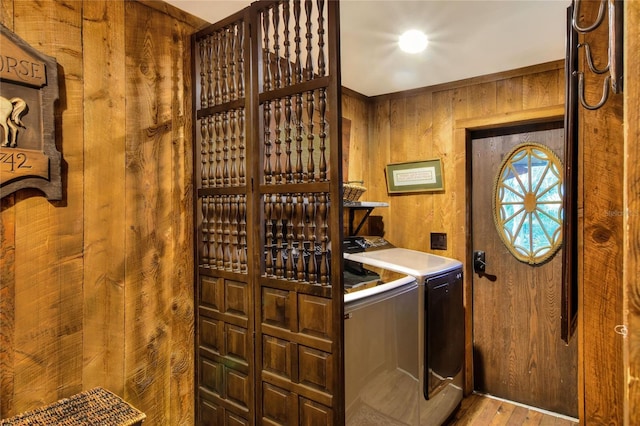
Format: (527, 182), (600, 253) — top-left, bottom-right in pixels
(245, 10), (262, 423)
(0, 3), (16, 418)
(82, 0), (126, 396)
(523, 69), (562, 110)
(169, 12), (196, 425)
(625, 1), (640, 424)
(9, 0), (85, 412)
(124, 2), (183, 423)
(496, 77), (524, 113)
(272, 3), (281, 90)
(0, 194), (16, 417)
(578, 1), (625, 424)
(0, 6), (15, 418)
(111, 6), (198, 423)
(274, 96), (283, 183)
(303, 0), (313, 81)
(306, 90), (315, 180)
(126, 8), (169, 419)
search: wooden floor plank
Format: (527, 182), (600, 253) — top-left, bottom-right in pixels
(521, 409), (544, 426)
(446, 393), (578, 426)
(505, 405), (530, 425)
(489, 401), (516, 426)
(469, 397), (503, 425)
(449, 391), (483, 424)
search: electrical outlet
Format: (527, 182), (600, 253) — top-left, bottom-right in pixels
(430, 232), (447, 250)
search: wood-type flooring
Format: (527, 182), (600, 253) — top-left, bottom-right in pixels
(446, 393), (579, 426)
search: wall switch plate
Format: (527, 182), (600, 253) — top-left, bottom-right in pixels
(430, 232), (447, 250)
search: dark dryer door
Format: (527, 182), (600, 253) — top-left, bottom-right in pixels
(425, 269), (464, 399)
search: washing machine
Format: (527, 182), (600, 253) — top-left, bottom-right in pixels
(344, 239), (464, 425)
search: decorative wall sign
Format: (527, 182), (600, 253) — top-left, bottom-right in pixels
(0, 24), (62, 200)
(386, 159), (444, 193)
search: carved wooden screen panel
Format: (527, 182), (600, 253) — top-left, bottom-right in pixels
(193, 10), (256, 425)
(255, 1), (343, 425)
(193, 1), (343, 425)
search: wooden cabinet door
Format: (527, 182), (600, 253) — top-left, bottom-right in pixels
(192, 2), (344, 424)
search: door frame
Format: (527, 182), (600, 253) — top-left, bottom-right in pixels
(454, 104), (567, 397)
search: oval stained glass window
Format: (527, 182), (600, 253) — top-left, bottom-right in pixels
(493, 143), (563, 264)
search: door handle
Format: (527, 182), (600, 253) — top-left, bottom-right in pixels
(473, 250), (497, 281)
(473, 250), (486, 274)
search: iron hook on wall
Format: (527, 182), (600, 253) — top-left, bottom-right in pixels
(571, 0), (623, 110)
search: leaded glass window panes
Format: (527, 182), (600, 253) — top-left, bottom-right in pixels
(493, 143), (563, 264)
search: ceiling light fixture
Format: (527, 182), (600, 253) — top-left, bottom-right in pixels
(398, 29), (428, 54)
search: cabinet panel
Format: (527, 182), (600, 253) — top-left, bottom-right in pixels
(262, 336), (292, 379)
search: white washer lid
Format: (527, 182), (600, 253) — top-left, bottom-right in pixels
(344, 247), (462, 277)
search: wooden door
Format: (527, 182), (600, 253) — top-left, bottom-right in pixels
(192, 1), (344, 424)
(470, 124), (578, 417)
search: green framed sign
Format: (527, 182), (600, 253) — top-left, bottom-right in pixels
(386, 159), (444, 194)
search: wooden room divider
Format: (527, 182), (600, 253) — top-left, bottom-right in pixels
(191, 1), (344, 424)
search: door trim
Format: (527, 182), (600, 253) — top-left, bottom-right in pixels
(454, 104), (565, 395)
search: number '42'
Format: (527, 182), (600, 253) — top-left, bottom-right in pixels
(0, 152), (31, 171)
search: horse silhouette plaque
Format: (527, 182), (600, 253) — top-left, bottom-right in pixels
(1, 24), (62, 200)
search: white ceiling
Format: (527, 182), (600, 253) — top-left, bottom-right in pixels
(165, 0), (570, 97)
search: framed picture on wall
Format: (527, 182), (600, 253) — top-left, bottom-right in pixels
(385, 159), (444, 194)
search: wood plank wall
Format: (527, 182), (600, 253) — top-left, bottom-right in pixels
(0, 1), (205, 424)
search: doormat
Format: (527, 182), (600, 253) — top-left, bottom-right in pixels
(0, 387), (146, 426)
